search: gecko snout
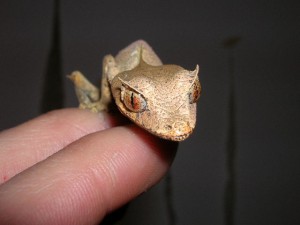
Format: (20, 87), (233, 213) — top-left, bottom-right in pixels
(160, 121), (193, 140)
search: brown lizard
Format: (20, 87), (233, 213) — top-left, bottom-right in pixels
(69, 40), (201, 141)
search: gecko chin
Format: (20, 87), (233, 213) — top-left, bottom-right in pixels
(157, 131), (191, 141)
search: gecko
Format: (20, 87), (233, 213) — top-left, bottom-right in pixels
(68, 40), (201, 141)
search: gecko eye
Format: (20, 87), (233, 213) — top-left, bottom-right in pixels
(121, 87), (147, 112)
(188, 78), (201, 104)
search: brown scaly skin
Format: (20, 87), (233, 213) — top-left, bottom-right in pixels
(69, 40), (201, 141)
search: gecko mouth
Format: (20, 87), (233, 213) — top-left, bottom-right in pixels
(157, 130), (192, 142)
(171, 134), (190, 141)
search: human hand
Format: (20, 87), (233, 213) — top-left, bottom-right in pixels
(0, 109), (177, 225)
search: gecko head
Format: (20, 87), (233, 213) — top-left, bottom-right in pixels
(111, 63), (201, 141)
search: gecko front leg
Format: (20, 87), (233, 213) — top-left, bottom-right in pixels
(68, 71), (100, 112)
(68, 54), (118, 112)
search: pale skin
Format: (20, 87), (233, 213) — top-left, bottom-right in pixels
(0, 109), (177, 224)
(69, 40), (201, 141)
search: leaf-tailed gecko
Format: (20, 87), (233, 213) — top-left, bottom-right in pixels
(69, 40), (201, 141)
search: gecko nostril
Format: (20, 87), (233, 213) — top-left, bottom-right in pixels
(164, 124), (173, 131)
(173, 121), (191, 134)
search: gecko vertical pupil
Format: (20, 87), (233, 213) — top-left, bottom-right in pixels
(130, 92), (135, 108)
(122, 89), (147, 112)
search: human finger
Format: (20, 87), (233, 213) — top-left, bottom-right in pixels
(0, 124), (177, 225)
(0, 108), (117, 184)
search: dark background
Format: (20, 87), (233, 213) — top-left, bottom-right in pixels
(0, 0), (299, 224)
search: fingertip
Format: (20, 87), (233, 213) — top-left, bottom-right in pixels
(128, 124), (178, 167)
